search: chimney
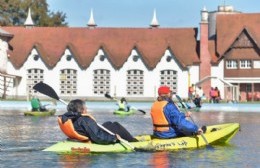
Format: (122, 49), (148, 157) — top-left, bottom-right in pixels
(199, 6), (211, 98)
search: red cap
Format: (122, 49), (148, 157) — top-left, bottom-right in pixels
(158, 86), (171, 95)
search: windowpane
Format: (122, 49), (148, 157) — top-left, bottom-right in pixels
(160, 70), (178, 94)
(226, 60), (238, 69)
(60, 69), (77, 95)
(93, 69), (110, 95)
(27, 68), (44, 94)
(240, 60), (251, 69)
(126, 70), (144, 96)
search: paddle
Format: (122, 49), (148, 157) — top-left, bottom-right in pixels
(33, 81), (135, 151)
(175, 95), (213, 149)
(104, 92), (146, 115)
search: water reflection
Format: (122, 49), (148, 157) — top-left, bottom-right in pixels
(0, 107), (260, 167)
(58, 154), (91, 168)
(150, 151), (170, 168)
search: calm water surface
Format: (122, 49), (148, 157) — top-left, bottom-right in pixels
(0, 101), (260, 168)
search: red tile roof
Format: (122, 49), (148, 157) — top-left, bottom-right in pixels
(216, 13), (260, 57)
(3, 27), (199, 69)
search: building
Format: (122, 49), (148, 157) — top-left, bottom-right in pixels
(0, 5), (259, 102)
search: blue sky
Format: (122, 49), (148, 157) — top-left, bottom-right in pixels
(46, 0), (259, 28)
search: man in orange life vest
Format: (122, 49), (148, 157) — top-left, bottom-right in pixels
(151, 86), (204, 138)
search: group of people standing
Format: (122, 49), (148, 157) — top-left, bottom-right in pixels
(209, 87), (221, 103)
(188, 84), (221, 106)
(58, 85), (205, 145)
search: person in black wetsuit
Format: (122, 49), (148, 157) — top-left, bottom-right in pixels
(60, 99), (138, 144)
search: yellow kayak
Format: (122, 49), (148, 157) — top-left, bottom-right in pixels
(24, 109), (56, 116)
(43, 123), (240, 154)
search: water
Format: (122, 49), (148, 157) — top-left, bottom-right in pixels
(0, 101), (260, 167)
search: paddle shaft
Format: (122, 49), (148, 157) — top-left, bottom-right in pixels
(175, 95), (211, 147)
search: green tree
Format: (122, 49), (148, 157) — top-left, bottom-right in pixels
(0, 0), (67, 26)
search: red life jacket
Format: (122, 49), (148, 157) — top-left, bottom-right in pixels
(57, 116), (91, 142)
(151, 100), (171, 132)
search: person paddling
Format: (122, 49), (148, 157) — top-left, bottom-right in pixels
(60, 99), (138, 144)
(30, 96), (47, 112)
(117, 97), (130, 112)
(150, 86), (205, 138)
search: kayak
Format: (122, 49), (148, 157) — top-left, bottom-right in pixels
(43, 123), (240, 154)
(113, 109), (136, 115)
(24, 109), (56, 116)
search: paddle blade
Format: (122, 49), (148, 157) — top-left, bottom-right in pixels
(104, 92), (113, 99)
(138, 109), (146, 115)
(33, 82), (60, 100)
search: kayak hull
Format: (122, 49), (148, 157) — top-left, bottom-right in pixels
(43, 123), (240, 154)
(24, 109), (56, 116)
(113, 109), (135, 115)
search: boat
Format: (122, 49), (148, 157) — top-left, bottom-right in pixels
(113, 109), (136, 115)
(43, 123), (240, 154)
(24, 109), (56, 116)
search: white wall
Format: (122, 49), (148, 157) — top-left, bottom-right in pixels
(6, 47), (200, 100)
(211, 60), (225, 99)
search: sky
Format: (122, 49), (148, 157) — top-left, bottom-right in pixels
(46, 0), (259, 28)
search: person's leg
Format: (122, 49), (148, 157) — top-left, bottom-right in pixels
(102, 121), (113, 128)
(113, 122), (138, 142)
(40, 106), (47, 112)
(126, 105), (130, 112)
(103, 122), (137, 142)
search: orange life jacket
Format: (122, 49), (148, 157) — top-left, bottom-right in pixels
(188, 86), (194, 93)
(57, 116), (91, 142)
(211, 90), (218, 97)
(151, 100), (171, 132)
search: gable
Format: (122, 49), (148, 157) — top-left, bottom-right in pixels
(224, 29), (260, 60)
(216, 13), (260, 57)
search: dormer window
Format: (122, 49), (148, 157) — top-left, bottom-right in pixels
(133, 55), (139, 62)
(66, 55), (72, 61)
(33, 54), (39, 61)
(166, 55), (172, 62)
(100, 55), (105, 61)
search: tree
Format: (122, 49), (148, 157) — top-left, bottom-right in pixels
(0, 0), (67, 26)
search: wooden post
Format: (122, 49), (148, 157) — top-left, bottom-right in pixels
(3, 76), (6, 99)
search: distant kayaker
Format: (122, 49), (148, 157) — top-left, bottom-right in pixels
(117, 97), (130, 112)
(60, 99), (138, 144)
(150, 86), (205, 139)
(30, 96), (47, 112)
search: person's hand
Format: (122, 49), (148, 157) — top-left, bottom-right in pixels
(114, 134), (122, 143)
(185, 111), (192, 117)
(197, 128), (203, 135)
(115, 134), (121, 140)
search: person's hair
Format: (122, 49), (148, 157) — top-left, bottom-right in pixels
(67, 99), (85, 113)
(157, 95), (168, 101)
(121, 97), (126, 103)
